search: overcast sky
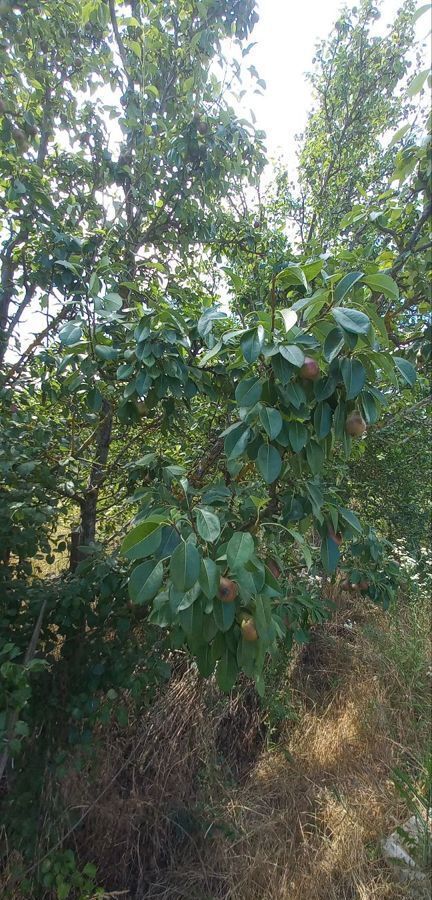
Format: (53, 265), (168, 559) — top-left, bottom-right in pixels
(244, 0), (430, 170)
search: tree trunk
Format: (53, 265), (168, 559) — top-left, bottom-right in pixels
(68, 401), (113, 570)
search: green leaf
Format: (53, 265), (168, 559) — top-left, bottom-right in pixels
(388, 123), (410, 149)
(216, 649), (238, 692)
(332, 307), (371, 335)
(196, 508), (221, 543)
(314, 374), (337, 401)
(360, 390), (380, 424)
(412, 4), (431, 24)
(324, 327), (345, 363)
(240, 326), (265, 363)
(198, 340), (222, 366)
(334, 272), (364, 304)
(306, 441), (324, 475)
(278, 309), (298, 332)
(313, 402), (332, 439)
(198, 306), (226, 337)
(121, 520), (163, 559)
(256, 444), (282, 484)
(321, 536), (340, 573)
(235, 377), (262, 407)
(279, 344), (305, 367)
(302, 259), (324, 281)
(236, 559), (265, 598)
(196, 644), (215, 677)
(333, 400), (347, 440)
(277, 264), (308, 291)
(199, 558), (220, 599)
(407, 68), (429, 97)
(394, 356), (416, 386)
(363, 273), (399, 301)
(259, 406), (283, 439)
(59, 322), (83, 346)
(213, 599), (236, 633)
(287, 421), (308, 452)
(283, 381), (307, 408)
(227, 532), (255, 569)
(95, 344), (120, 361)
(170, 542), (201, 591)
(129, 560), (164, 605)
(271, 353), (295, 385)
(224, 423), (251, 460)
(177, 583), (201, 611)
(341, 358), (366, 400)
(339, 507), (362, 533)
(179, 599), (203, 637)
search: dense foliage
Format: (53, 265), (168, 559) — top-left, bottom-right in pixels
(0, 0), (430, 896)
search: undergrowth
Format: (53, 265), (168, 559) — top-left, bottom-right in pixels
(1, 557), (431, 899)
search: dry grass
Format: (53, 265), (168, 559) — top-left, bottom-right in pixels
(132, 597), (431, 900)
(5, 594), (430, 900)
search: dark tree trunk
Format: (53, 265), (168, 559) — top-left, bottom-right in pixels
(68, 401), (113, 570)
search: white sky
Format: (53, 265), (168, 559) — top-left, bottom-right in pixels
(245, 0), (430, 169)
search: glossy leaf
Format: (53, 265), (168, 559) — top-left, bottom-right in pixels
(321, 536), (340, 573)
(332, 307), (371, 335)
(287, 421), (308, 452)
(341, 358), (366, 399)
(121, 520), (163, 560)
(259, 406), (283, 439)
(394, 356), (416, 386)
(278, 309), (298, 332)
(196, 508), (221, 543)
(235, 377), (262, 407)
(339, 507), (362, 533)
(216, 649), (238, 692)
(213, 598), (236, 632)
(226, 532), (254, 569)
(240, 325), (265, 363)
(170, 541), (201, 591)
(313, 402), (332, 439)
(324, 327), (345, 362)
(256, 444), (282, 483)
(199, 558), (220, 599)
(334, 271), (364, 304)
(129, 560), (164, 605)
(224, 423), (251, 460)
(306, 441), (324, 475)
(279, 344), (305, 367)
(363, 273), (399, 301)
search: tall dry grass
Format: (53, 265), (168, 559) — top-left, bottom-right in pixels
(2, 592), (430, 899)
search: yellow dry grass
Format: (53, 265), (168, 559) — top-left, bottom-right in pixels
(138, 599), (431, 900)
(3, 596), (430, 900)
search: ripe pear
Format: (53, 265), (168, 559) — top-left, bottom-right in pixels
(241, 617), (258, 641)
(300, 356), (320, 380)
(345, 411), (367, 437)
(218, 577), (238, 603)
